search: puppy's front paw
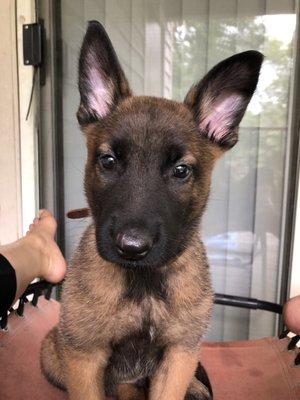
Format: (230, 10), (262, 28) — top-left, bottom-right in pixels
(185, 362), (213, 400)
(185, 388), (212, 400)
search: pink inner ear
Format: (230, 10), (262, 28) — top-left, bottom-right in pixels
(88, 66), (112, 118)
(199, 94), (244, 142)
(87, 48), (112, 118)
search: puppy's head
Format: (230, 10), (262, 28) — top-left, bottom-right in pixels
(78, 21), (263, 268)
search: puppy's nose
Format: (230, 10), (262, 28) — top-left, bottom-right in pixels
(115, 228), (153, 260)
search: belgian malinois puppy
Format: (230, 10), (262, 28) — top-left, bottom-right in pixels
(41, 21), (263, 400)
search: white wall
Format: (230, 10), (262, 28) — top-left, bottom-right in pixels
(0, 0), (40, 244)
(0, 0), (22, 244)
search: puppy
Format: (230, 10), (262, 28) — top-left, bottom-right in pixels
(41, 21), (263, 400)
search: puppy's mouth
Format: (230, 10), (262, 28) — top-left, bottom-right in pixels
(117, 259), (169, 271)
(99, 249), (164, 269)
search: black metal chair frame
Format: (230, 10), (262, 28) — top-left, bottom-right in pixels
(0, 280), (283, 330)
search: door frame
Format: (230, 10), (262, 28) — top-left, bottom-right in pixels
(39, 0), (65, 253)
(278, 1), (300, 304)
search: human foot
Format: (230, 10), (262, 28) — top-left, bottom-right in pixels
(26, 209), (66, 283)
(283, 295), (300, 335)
(0, 210), (66, 304)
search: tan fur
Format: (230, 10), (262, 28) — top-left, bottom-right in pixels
(149, 346), (199, 400)
(59, 224), (213, 351)
(63, 347), (109, 400)
(40, 327), (65, 389)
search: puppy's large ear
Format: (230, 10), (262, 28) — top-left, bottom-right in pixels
(77, 21), (132, 126)
(184, 51), (263, 149)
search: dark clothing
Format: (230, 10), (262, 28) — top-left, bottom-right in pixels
(0, 254), (16, 315)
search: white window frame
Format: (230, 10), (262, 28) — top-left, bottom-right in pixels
(16, 0), (40, 235)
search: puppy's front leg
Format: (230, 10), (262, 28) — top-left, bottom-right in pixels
(64, 346), (110, 400)
(149, 345), (198, 400)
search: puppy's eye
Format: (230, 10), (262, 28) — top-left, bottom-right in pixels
(99, 155), (116, 170)
(173, 164), (192, 179)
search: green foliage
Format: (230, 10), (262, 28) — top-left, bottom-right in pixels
(172, 16), (294, 130)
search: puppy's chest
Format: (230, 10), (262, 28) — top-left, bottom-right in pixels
(111, 294), (169, 343)
(109, 267), (202, 343)
(109, 267), (171, 335)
